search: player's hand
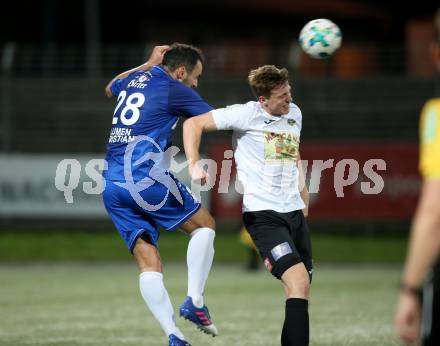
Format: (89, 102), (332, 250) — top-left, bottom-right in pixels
(189, 162), (209, 186)
(147, 45), (170, 66)
(394, 292), (421, 344)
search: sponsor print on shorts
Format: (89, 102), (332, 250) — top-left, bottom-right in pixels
(270, 242), (293, 261)
(264, 132), (299, 163)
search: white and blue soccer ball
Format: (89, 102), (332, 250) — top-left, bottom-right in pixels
(299, 18), (342, 59)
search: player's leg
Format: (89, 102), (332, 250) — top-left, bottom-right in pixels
(281, 263), (310, 298)
(178, 207), (218, 336)
(133, 237), (187, 342)
(103, 181), (189, 345)
(280, 209), (313, 299)
(180, 207), (216, 306)
(280, 210), (313, 346)
(280, 264), (310, 346)
(243, 210), (310, 346)
(145, 174), (217, 336)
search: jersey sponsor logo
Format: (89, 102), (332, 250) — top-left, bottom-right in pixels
(270, 242), (293, 261)
(127, 80), (147, 89)
(138, 75), (148, 83)
(108, 127), (135, 144)
(264, 131), (299, 163)
(127, 73), (151, 89)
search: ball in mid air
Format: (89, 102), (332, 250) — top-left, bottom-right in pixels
(299, 18), (342, 59)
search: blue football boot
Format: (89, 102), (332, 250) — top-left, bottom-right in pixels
(168, 334), (191, 346)
(179, 296), (218, 337)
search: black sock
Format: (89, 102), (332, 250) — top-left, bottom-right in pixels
(281, 298), (309, 346)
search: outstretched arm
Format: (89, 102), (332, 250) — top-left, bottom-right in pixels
(183, 113), (217, 184)
(105, 45), (169, 98)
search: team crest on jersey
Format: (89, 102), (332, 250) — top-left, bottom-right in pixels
(128, 73), (151, 89)
(138, 75), (148, 83)
(287, 119), (296, 126)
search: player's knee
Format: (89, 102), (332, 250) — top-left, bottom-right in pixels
(136, 255), (162, 273)
(138, 263), (162, 273)
(134, 255), (162, 272)
(133, 238), (162, 273)
(281, 263), (311, 298)
(204, 213), (216, 230)
(284, 274), (310, 299)
(197, 215), (215, 230)
(198, 208), (216, 229)
(291, 276), (310, 297)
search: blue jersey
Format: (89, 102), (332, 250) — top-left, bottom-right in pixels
(103, 65), (213, 182)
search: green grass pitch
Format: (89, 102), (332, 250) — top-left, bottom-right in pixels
(0, 262), (401, 346)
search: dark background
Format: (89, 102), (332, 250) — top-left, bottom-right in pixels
(0, 0), (439, 229)
(2, 1), (439, 44)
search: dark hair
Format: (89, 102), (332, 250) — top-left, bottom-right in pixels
(162, 43), (204, 73)
(248, 65), (289, 99)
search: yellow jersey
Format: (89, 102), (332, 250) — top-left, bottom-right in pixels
(420, 98), (440, 179)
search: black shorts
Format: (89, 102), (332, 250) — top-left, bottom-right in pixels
(422, 258), (440, 346)
(243, 209), (313, 281)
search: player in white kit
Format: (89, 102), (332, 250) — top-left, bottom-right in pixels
(182, 65), (312, 346)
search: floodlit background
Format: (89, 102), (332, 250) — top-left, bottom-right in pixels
(0, 1), (438, 345)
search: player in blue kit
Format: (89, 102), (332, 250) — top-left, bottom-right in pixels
(102, 44), (218, 346)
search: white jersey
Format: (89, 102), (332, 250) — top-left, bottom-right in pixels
(212, 101), (305, 213)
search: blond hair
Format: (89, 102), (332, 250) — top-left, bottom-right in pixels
(248, 65), (289, 99)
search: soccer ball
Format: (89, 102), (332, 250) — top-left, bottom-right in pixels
(299, 19), (342, 59)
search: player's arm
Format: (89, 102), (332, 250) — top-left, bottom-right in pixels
(104, 45), (169, 98)
(183, 113), (217, 183)
(297, 152), (309, 217)
(402, 99), (440, 291)
(183, 103), (249, 183)
(401, 179), (440, 290)
(395, 100), (440, 344)
(395, 179), (440, 343)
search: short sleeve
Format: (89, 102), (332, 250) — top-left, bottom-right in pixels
(291, 104), (302, 132)
(168, 82), (213, 117)
(419, 99), (440, 179)
(212, 103), (252, 131)
(111, 78), (124, 97)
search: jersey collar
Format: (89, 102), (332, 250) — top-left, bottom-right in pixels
(153, 65), (172, 80)
(259, 104), (284, 122)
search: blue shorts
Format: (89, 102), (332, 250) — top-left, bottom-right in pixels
(102, 173), (201, 252)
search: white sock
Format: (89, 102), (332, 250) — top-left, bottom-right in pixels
(139, 271), (185, 339)
(187, 227), (215, 308)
